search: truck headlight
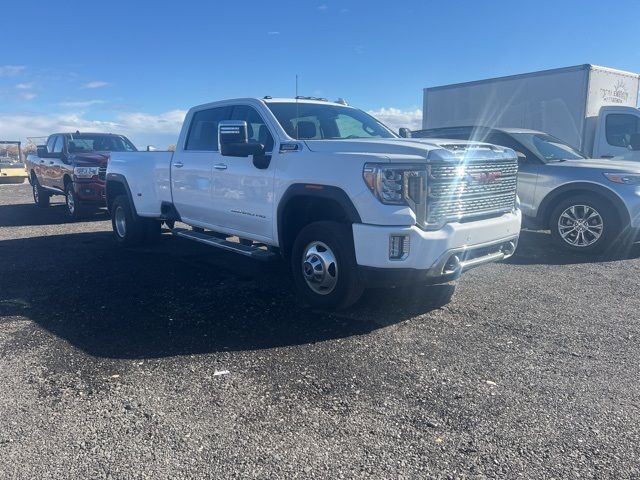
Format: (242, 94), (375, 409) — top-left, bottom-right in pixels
(604, 173), (640, 185)
(363, 163), (426, 205)
(73, 166), (100, 178)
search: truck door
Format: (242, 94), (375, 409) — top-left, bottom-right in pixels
(210, 105), (276, 241)
(42, 135), (64, 189)
(594, 107), (640, 159)
(171, 106), (232, 227)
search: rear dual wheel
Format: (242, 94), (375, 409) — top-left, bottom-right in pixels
(111, 195), (161, 247)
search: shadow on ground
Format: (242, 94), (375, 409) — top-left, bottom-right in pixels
(0, 231), (450, 359)
(0, 202), (109, 227)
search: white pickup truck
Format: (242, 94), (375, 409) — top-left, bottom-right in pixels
(106, 97), (521, 309)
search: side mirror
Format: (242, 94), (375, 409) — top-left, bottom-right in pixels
(516, 151), (527, 163)
(398, 127), (412, 138)
(630, 133), (640, 151)
(146, 145), (158, 152)
(36, 145), (47, 158)
(219, 120), (265, 157)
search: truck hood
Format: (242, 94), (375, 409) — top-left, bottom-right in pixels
(303, 138), (515, 162)
(70, 151), (110, 167)
(553, 158), (640, 172)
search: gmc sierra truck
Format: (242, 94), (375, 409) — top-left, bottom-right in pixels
(106, 97), (521, 309)
(26, 132), (137, 220)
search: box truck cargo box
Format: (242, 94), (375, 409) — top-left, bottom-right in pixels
(422, 65), (640, 160)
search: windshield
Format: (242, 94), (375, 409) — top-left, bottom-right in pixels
(511, 133), (585, 162)
(266, 102), (396, 140)
(67, 134), (137, 153)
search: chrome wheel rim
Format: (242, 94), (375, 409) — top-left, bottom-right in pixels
(114, 206), (127, 238)
(33, 183), (39, 203)
(301, 241), (338, 295)
(558, 205), (603, 247)
(66, 189), (75, 214)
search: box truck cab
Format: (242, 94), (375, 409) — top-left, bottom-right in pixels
(422, 64), (640, 161)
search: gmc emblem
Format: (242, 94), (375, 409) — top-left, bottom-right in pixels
(468, 171), (502, 184)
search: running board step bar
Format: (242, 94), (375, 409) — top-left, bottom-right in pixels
(172, 228), (276, 261)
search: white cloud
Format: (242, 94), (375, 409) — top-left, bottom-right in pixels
(0, 109), (187, 149)
(317, 4), (327, 10)
(0, 65), (26, 76)
(368, 107), (423, 132)
(16, 82), (33, 90)
(267, 31), (280, 35)
(58, 99), (107, 108)
(18, 92), (37, 101)
(82, 80), (110, 89)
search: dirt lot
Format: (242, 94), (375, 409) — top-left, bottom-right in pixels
(1, 182), (639, 479)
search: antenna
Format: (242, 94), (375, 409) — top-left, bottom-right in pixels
(295, 74), (299, 140)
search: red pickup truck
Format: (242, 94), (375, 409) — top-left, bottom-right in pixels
(26, 132), (137, 220)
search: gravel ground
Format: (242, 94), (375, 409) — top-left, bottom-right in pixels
(1, 182), (640, 479)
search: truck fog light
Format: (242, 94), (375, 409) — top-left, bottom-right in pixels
(389, 234), (410, 260)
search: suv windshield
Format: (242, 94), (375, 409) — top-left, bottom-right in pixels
(511, 133), (585, 162)
(266, 102), (396, 140)
(67, 134), (137, 153)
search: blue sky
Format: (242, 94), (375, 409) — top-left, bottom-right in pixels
(1, 0), (639, 147)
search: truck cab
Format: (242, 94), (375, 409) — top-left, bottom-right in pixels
(107, 97), (522, 309)
(592, 105), (640, 159)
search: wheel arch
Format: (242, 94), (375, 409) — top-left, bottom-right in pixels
(537, 182), (630, 228)
(277, 184), (361, 258)
(105, 173), (136, 215)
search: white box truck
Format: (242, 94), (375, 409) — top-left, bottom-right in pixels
(422, 64), (640, 160)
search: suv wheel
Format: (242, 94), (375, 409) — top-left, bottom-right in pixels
(32, 176), (50, 207)
(550, 195), (618, 253)
(291, 221), (364, 310)
(111, 195), (145, 247)
(64, 182), (83, 221)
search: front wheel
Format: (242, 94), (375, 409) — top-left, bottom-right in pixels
(291, 221), (364, 310)
(64, 182), (83, 221)
(550, 196), (619, 254)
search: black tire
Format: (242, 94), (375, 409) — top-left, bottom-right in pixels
(64, 181), (84, 221)
(111, 195), (145, 247)
(31, 176), (50, 208)
(291, 221), (364, 310)
(549, 195), (619, 254)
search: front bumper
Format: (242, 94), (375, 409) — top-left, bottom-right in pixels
(353, 210), (521, 286)
(74, 179), (106, 203)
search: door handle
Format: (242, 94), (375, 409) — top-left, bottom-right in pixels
(40, 160), (45, 164)
(49, 161), (55, 165)
(214, 163), (227, 170)
(173, 161), (184, 168)
(601, 155), (614, 159)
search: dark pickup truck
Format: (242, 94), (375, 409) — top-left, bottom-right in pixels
(26, 132), (137, 220)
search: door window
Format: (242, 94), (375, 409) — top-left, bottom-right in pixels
(606, 114), (640, 148)
(185, 106), (233, 151)
(231, 105), (274, 152)
(53, 136), (64, 153)
(46, 136), (57, 153)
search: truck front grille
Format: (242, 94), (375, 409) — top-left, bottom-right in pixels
(98, 167), (107, 181)
(424, 158), (518, 227)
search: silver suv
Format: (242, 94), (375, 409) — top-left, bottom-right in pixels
(413, 127), (640, 254)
